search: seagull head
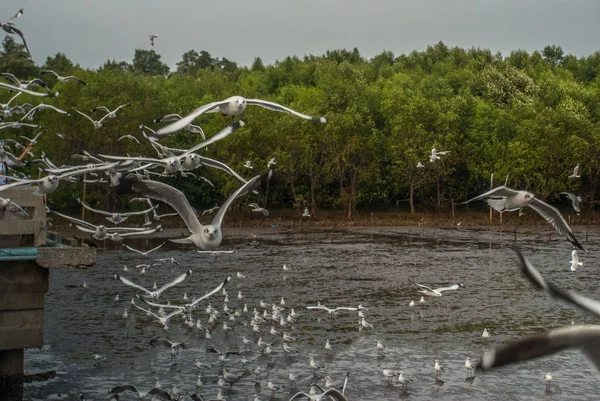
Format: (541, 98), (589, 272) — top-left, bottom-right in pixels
(204, 225), (218, 238)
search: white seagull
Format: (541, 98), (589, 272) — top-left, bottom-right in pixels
(0, 9), (31, 57)
(77, 198), (155, 224)
(149, 34), (159, 46)
(119, 172), (265, 250)
(408, 279), (463, 296)
(73, 108), (115, 129)
(41, 70), (87, 85)
(569, 164), (580, 178)
(570, 249), (583, 272)
(114, 270), (192, 300)
(248, 203), (268, 217)
(459, 186), (586, 251)
(154, 95), (326, 136)
(560, 192), (582, 214)
(429, 148), (450, 163)
(20, 103), (68, 121)
(123, 242), (165, 257)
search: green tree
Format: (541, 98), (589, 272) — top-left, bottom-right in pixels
(0, 36), (38, 78)
(132, 49), (169, 76)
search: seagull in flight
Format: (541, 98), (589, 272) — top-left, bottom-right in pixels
(306, 304), (367, 315)
(73, 108), (116, 129)
(115, 270), (192, 300)
(91, 104), (131, 119)
(123, 242), (164, 257)
(429, 148), (450, 163)
(459, 186), (586, 251)
(154, 95), (326, 136)
(41, 70), (87, 85)
(409, 279), (463, 296)
(149, 34), (159, 47)
(569, 164), (581, 178)
(20, 103), (68, 121)
(560, 192), (582, 214)
(248, 202), (268, 217)
(570, 249), (583, 272)
(118, 172), (266, 250)
(0, 9), (31, 57)
(153, 113), (205, 138)
(109, 384), (171, 400)
(477, 249), (600, 374)
(77, 198), (155, 224)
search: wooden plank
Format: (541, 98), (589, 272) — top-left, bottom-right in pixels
(0, 293), (45, 311)
(0, 326), (43, 350)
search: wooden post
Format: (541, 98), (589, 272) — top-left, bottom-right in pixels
(81, 173), (87, 221)
(0, 349), (24, 400)
(489, 173), (494, 224)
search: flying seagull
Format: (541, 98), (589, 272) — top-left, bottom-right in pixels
(123, 242), (164, 257)
(477, 249), (600, 373)
(408, 279), (463, 296)
(154, 95), (326, 136)
(77, 198), (156, 224)
(560, 192), (582, 214)
(569, 164), (580, 179)
(149, 34), (159, 47)
(20, 103), (68, 121)
(41, 70), (87, 85)
(0, 9), (31, 57)
(153, 113), (205, 138)
(429, 148), (450, 163)
(459, 186), (586, 251)
(117, 172), (266, 250)
(115, 270), (192, 300)
(91, 104), (131, 118)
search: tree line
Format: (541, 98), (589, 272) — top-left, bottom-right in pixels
(2, 37), (600, 219)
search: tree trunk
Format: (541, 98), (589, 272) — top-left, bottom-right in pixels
(437, 174), (441, 208)
(410, 181), (415, 214)
(289, 176), (297, 207)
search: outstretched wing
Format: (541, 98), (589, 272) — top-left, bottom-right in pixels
(408, 279), (436, 293)
(458, 186), (520, 205)
(156, 270), (192, 295)
(211, 173), (264, 228)
(247, 98), (326, 123)
(435, 284), (461, 293)
(528, 198), (586, 252)
(188, 276), (232, 308)
(115, 274), (152, 296)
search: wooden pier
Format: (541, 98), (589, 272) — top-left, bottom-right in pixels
(0, 188), (95, 400)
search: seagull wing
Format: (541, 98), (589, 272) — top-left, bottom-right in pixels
(211, 173), (264, 228)
(184, 120), (246, 154)
(154, 100), (229, 136)
(43, 104), (68, 115)
(77, 198), (113, 216)
(47, 208), (96, 228)
(434, 284), (461, 293)
(527, 198), (586, 251)
(156, 270), (192, 295)
(246, 98), (326, 123)
(188, 276), (232, 308)
(322, 388), (349, 401)
(138, 298), (184, 310)
(516, 249), (600, 317)
(154, 113), (182, 123)
(118, 227), (160, 238)
(306, 305), (330, 311)
(72, 224), (97, 234)
(197, 155), (248, 184)
(123, 244), (144, 255)
(130, 301), (161, 320)
(0, 82), (50, 97)
(91, 106), (110, 113)
(408, 279), (436, 292)
(40, 70), (60, 79)
(477, 326), (600, 372)
(109, 384), (140, 395)
(8, 9), (24, 23)
(115, 274), (152, 296)
(4, 25), (30, 56)
(458, 186), (521, 204)
(73, 108), (97, 125)
(0, 73), (21, 85)
(146, 387), (172, 401)
(121, 205), (156, 217)
(121, 178), (203, 235)
(289, 392), (312, 401)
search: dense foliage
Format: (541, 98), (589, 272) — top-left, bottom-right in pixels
(2, 37), (600, 218)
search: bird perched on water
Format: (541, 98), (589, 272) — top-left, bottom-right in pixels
(545, 373), (552, 390)
(465, 357), (473, 377)
(482, 329), (490, 340)
(459, 186), (587, 252)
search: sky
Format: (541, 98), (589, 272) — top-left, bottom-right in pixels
(2, 0), (600, 70)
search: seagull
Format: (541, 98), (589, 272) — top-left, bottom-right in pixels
(569, 164), (580, 178)
(1, 74), (50, 92)
(0, 196), (28, 216)
(419, 296), (425, 304)
(91, 104), (131, 119)
(109, 384), (171, 401)
(202, 206), (220, 216)
(77, 198), (155, 224)
(459, 186), (586, 251)
(408, 279), (463, 296)
(396, 371), (412, 391)
(149, 34), (159, 46)
(306, 304), (365, 315)
(148, 337), (187, 357)
(383, 368), (397, 384)
(482, 329), (490, 339)
(465, 357), (473, 377)
(545, 373), (552, 390)
(123, 242), (164, 257)
(429, 148), (450, 163)
(244, 160), (253, 169)
(560, 192), (582, 214)
(117, 172), (265, 250)
(153, 113), (205, 138)
(0, 82), (56, 97)
(130, 301), (183, 328)
(0, 9), (31, 57)
(434, 359), (443, 378)
(408, 300), (415, 307)
(154, 95), (326, 136)
(376, 341), (385, 353)
(303, 207), (311, 217)
(114, 270), (192, 300)
(248, 203), (268, 217)
(74, 108), (117, 129)
(20, 103), (68, 121)
(117, 135), (140, 144)
(570, 249), (583, 272)
(41, 70), (87, 85)
(416, 161), (425, 168)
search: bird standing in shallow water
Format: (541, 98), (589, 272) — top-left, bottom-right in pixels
(545, 373), (552, 390)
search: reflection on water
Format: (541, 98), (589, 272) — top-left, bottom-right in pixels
(24, 228), (600, 400)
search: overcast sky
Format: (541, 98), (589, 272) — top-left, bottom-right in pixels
(3, 0), (600, 70)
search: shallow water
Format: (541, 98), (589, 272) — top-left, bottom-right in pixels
(24, 227), (600, 401)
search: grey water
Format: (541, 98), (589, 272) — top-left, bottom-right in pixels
(23, 227), (600, 400)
